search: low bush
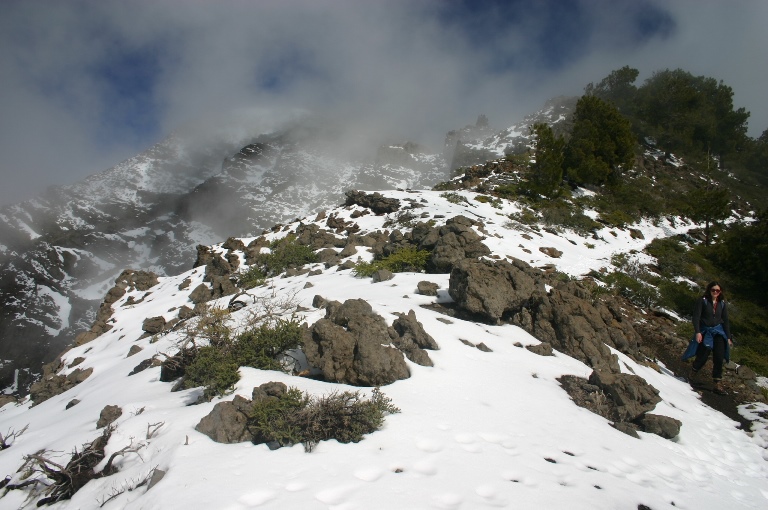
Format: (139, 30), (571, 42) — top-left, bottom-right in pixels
(183, 318), (303, 399)
(236, 266), (266, 289)
(440, 192), (469, 205)
(250, 234), (318, 278)
(353, 246), (430, 277)
(248, 387), (400, 452)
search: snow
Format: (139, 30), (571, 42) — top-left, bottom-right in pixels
(0, 188), (767, 510)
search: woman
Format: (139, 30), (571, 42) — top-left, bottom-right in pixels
(682, 281), (732, 394)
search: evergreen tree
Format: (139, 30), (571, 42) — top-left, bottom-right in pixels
(584, 65), (639, 116)
(528, 123), (565, 197)
(563, 96), (635, 186)
(635, 69), (749, 164)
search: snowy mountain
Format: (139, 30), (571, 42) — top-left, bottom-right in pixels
(0, 178), (766, 509)
(0, 102), (572, 396)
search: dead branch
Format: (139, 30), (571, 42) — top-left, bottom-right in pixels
(0, 424), (29, 450)
(101, 438), (146, 476)
(146, 422), (164, 440)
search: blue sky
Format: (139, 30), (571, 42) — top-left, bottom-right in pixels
(1, 0), (766, 207)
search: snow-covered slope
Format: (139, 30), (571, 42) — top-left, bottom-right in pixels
(1, 185), (766, 510)
(0, 114), (448, 394)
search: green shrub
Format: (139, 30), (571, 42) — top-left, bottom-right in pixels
(237, 266), (266, 289)
(440, 192), (469, 205)
(251, 234), (318, 277)
(656, 279), (698, 317)
(353, 246), (430, 277)
(603, 271), (659, 308)
(233, 319), (304, 372)
(184, 318), (303, 399)
(248, 387), (400, 452)
(474, 195), (502, 208)
(183, 346), (240, 400)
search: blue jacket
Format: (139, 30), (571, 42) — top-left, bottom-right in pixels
(681, 323), (731, 362)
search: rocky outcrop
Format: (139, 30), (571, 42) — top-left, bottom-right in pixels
(303, 299), (438, 385)
(559, 371), (681, 440)
(75, 270), (159, 346)
(345, 190), (401, 215)
(195, 394), (254, 444)
(449, 258), (642, 372)
(29, 359), (94, 405)
(303, 299), (410, 386)
(412, 215), (491, 273)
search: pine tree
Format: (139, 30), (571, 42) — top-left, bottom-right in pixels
(563, 96), (635, 186)
(527, 123), (565, 198)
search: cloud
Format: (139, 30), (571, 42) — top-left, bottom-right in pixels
(1, 0), (766, 207)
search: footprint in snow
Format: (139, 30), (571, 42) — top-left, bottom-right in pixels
(237, 489), (277, 507)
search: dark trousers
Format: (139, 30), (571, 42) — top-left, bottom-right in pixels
(692, 335), (727, 380)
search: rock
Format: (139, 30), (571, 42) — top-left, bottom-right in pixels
(372, 269), (394, 282)
(129, 358), (155, 376)
(74, 269), (159, 345)
(416, 281), (439, 296)
(391, 310), (439, 366)
(449, 258), (543, 323)
(345, 190), (401, 214)
(429, 216), (491, 273)
(195, 397), (252, 444)
(142, 316), (167, 335)
(638, 413), (681, 439)
(587, 370), (661, 423)
(65, 399), (80, 410)
(177, 305), (195, 320)
(97, 405), (123, 429)
(127, 345), (143, 357)
(29, 360), (93, 406)
(526, 342), (554, 356)
(539, 247), (563, 258)
(189, 284), (212, 304)
(303, 299), (410, 386)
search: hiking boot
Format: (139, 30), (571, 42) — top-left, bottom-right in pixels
(713, 381), (726, 395)
(688, 368), (701, 384)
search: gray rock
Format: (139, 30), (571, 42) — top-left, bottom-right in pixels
(303, 299), (410, 386)
(416, 281), (439, 296)
(372, 269), (394, 282)
(638, 413), (681, 439)
(189, 284), (212, 304)
(97, 405), (123, 429)
(142, 316), (167, 335)
(195, 397), (252, 444)
(526, 342), (554, 356)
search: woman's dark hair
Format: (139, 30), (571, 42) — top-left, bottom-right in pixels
(703, 281), (725, 302)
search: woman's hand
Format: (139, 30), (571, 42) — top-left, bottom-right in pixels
(695, 333), (703, 343)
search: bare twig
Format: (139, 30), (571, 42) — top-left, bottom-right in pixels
(146, 422), (164, 440)
(0, 424), (29, 450)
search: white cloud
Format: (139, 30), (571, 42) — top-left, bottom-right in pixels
(1, 0), (766, 206)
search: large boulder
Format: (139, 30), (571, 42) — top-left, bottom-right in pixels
(345, 190), (401, 215)
(303, 299), (410, 386)
(195, 395), (253, 444)
(450, 258), (641, 372)
(429, 216), (491, 273)
(449, 258), (544, 323)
